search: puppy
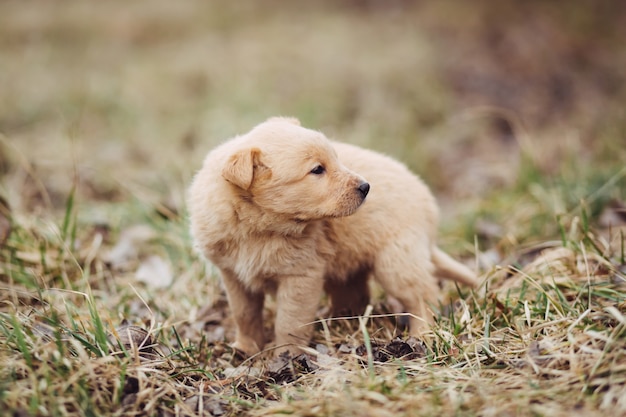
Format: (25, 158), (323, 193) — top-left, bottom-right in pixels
(188, 117), (477, 356)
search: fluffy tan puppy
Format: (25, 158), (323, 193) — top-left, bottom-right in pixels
(188, 117), (476, 356)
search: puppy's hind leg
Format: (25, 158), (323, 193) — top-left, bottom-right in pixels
(324, 267), (371, 318)
(373, 236), (440, 336)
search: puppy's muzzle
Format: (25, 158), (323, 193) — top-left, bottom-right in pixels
(357, 182), (370, 199)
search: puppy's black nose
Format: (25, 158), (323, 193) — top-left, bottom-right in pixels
(358, 182), (370, 198)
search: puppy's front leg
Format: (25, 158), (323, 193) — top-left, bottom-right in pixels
(274, 273), (324, 355)
(220, 269), (265, 356)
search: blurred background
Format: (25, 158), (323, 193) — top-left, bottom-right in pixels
(1, 0), (625, 229)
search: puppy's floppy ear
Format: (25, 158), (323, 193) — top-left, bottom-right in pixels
(222, 147), (263, 190)
(266, 116), (301, 126)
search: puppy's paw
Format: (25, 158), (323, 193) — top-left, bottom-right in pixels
(231, 339), (261, 357)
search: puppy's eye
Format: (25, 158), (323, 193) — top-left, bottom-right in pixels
(310, 165), (325, 175)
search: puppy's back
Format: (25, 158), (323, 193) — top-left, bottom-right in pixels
(331, 142), (439, 243)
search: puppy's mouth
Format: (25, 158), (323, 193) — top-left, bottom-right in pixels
(292, 190), (368, 222)
(330, 180), (370, 218)
(274, 179), (370, 223)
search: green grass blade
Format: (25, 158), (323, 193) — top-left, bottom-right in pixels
(61, 185), (76, 244)
(10, 315), (32, 367)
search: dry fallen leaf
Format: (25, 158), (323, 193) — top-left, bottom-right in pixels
(105, 224), (155, 269)
(108, 324), (153, 350)
(135, 255), (173, 288)
(107, 323), (167, 361)
(599, 199), (626, 228)
(184, 394), (227, 416)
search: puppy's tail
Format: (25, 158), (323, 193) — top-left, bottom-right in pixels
(432, 247), (477, 287)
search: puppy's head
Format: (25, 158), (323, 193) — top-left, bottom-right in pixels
(222, 117), (369, 221)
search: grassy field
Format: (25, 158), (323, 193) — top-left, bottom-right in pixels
(1, 1), (626, 416)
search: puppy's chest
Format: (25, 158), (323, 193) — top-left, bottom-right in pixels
(210, 234), (326, 290)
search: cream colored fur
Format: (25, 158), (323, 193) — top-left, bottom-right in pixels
(188, 117), (477, 356)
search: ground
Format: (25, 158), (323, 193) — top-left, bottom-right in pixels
(1, 1), (625, 416)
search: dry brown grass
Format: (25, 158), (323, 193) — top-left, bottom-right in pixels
(1, 210), (625, 416)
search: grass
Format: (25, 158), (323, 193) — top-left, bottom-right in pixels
(1, 0), (626, 416)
